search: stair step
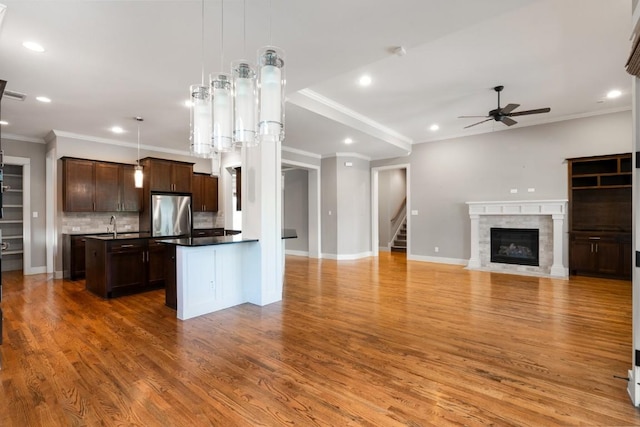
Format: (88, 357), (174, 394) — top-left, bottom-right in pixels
(394, 240), (406, 247)
(390, 246), (406, 253)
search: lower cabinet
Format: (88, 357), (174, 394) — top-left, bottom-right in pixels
(85, 237), (168, 298)
(569, 232), (631, 279)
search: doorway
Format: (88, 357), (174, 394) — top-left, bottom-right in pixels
(371, 164), (410, 257)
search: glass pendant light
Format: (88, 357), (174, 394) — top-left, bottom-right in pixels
(232, 0), (257, 147)
(232, 61), (257, 147)
(134, 117), (144, 188)
(211, 72), (234, 152)
(257, 46), (285, 142)
(189, 0), (213, 157)
(190, 84), (213, 157)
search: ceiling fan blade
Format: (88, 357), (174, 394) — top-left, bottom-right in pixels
(464, 118), (493, 129)
(458, 115), (489, 118)
(500, 103), (520, 114)
(508, 107), (550, 117)
(501, 116), (517, 126)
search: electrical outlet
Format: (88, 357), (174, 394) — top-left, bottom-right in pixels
(72, 227), (80, 231)
(434, 246), (439, 253)
(510, 188), (518, 194)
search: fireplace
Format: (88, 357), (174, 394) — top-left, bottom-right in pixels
(490, 228), (539, 266)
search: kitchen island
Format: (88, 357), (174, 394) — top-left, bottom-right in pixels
(160, 230), (296, 320)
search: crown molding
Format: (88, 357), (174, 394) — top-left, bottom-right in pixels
(281, 145), (322, 159)
(1, 132), (46, 144)
(322, 152), (372, 161)
(416, 106), (632, 145)
(52, 130), (192, 156)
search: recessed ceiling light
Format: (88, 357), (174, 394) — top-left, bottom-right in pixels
(0, 120), (8, 126)
(430, 124), (439, 131)
(358, 75), (372, 86)
(36, 96), (51, 103)
(111, 126), (125, 134)
(344, 138), (353, 144)
(22, 41), (45, 53)
(606, 89), (622, 99)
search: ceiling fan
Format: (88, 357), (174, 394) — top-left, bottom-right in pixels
(459, 85), (550, 129)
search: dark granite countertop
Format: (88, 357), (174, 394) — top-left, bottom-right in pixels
(84, 232), (152, 241)
(158, 235), (258, 247)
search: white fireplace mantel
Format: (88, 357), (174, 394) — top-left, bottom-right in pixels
(466, 200), (568, 277)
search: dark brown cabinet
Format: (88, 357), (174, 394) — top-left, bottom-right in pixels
(192, 173), (218, 212)
(63, 158), (95, 212)
(62, 158), (141, 212)
(568, 153), (631, 279)
(85, 237), (168, 298)
(569, 233), (628, 277)
(63, 234), (92, 280)
(141, 158), (193, 193)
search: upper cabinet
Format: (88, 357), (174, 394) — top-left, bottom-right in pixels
(141, 158), (193, 193)
(192, 173), (218, 212)
(63, 158), (95, 212)
(62, 158), (141, 212)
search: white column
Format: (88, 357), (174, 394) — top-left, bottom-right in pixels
(467, 214), (481, 269)
(550, 213), (567, 277)
(242, 139), (283, 306)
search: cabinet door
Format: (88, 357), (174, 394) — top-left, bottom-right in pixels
(594, 241), (621, 276)
(70, 236), (87, 280)
(172, 163), (193, 193)
(63, 159), (95, 212)
(203, 176), (218, 212)
(147, 160), (173, 192)
(570, 239), (595, 274)
(95, 162), (120, 212)
(192, 174), (204, 212)
(120, 165), (141, 212)
(146, 240), (167, 289)
(108, 243), (145, 297)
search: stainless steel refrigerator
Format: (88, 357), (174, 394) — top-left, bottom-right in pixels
(151, 193), (192, 237)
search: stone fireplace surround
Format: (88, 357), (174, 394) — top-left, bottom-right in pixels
(466, 200), (568, 278)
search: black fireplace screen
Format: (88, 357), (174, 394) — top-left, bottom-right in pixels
(490, 228), (539, 266)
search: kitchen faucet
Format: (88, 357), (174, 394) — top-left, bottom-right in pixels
(109, 215), (117, 238)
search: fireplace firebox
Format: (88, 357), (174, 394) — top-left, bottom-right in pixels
(490, 228), (539, 266)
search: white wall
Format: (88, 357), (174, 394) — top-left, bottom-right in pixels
(373, 111), (632, 262)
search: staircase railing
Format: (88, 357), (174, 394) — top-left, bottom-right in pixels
(389, 197), (407, 247)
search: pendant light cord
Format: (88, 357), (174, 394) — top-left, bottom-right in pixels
(201, 0), (205, 84)
(242, 0), (246, 57)
(269, 0), (272, 45)
(220, 0), (224, 70)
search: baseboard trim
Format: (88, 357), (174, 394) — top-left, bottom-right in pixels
(285, 250), (309, 257)
(407, 254), (467, 266)
(378, 246), (390, 252)
(24, 266), (47, 275)
(322, 251), (373, 261)
(54, 270), (64, 279)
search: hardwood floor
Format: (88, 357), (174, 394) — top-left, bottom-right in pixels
(1, 253), (639, 426)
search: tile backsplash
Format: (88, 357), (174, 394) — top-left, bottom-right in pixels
(62, 211), (224, 234)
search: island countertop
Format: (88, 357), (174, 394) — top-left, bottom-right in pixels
(159, 229), (297, 247)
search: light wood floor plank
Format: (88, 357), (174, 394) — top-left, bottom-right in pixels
(1, 253), (640, 425)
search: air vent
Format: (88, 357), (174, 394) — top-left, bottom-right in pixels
(4, 90), (27, 101)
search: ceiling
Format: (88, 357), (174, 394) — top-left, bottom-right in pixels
(0, 0), (633, 161)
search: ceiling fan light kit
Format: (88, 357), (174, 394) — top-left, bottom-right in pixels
(459, 85), (551, 129)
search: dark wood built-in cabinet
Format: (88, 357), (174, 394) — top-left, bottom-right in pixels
(85, 237), (169, 298)
(192, 173), (219, 212)
(141, 157), (193, 193)
(62, 158), (141, 212)
(568, 153), (632, 279)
